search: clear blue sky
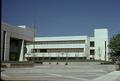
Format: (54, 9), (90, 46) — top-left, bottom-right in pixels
(2, 0), (120, 38)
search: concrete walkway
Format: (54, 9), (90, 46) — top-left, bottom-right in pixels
(1, 62), (117, 81)
(91, 71), (120, 81)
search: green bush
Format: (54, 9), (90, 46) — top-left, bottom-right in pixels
(110, 56), (120, 62)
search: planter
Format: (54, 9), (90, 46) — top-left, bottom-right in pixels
(115, 64), (120, 71)
(115, 61), (120, 71)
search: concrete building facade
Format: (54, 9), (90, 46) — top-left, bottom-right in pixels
(1, 22), (34, 61)
(1, 22), (108, 61)
(25, 28), (108, 61)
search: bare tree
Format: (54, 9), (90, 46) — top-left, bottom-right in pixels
(56, 53), (59, 65)
(61, 52), (64, 61)
(48, 52), (51, 64)
(98, 47), (101, 60)
(41, 53), (44, 63)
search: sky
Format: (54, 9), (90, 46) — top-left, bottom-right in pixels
(2, 0), (120, 38)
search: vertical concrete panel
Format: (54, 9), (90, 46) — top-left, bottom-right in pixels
(86, 37), (90, 59)
(94, 29), (108, 61)
(1, 30), (3, 61)
(19, 40), (24, 61)
(4, 32), (10, 61)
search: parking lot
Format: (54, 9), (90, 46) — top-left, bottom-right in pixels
(1, 62), (116, 81)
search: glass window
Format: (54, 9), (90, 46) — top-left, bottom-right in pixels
(90, 41), (94, 47)
(40, 49), (47, 53)
(90, 50), (95, 55)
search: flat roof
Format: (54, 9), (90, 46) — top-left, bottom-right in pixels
(35, 36), (88, 41)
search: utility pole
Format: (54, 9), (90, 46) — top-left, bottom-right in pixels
(32, 21), (36, 62)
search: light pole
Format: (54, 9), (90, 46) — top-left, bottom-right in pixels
(32, 21), (36, 62)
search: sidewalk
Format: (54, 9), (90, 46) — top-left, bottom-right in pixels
(92, 71), (120, 81)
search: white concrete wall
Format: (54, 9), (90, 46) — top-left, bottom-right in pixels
(26, 36), (88, 58)
(94, 29), (108, 61)
(90, 37), (95, 49)
(4, 32), (10, 61)
(27, 44), (85, 49)
(84, 36), (90, 59)
(1, 22), (34, 41)
(25, 29), (109, 61)
(90, 37), (95, 59)
(35, 36), (88, 41)
(19, 40), (24, 61)
(1, 22), (34, 61)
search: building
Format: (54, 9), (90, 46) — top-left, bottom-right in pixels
(1, 22), (108, 61)
(1, 22), (34, 61)
(25, 28), (108, 61)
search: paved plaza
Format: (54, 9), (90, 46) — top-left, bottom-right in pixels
(1, 62), (120, 81)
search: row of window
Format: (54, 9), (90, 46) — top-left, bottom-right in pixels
(27, 57), (87, 61)
(31, 48), (84, 53)
(27, 40), (86, 45)
(27, 41), (95, 47)
(31, 49), (95, 55)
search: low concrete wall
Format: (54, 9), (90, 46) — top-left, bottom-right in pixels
(42, 62), (100, 65)
(1, 62), (34, 68)
(10, 63), (34, 68)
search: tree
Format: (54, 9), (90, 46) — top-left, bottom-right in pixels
(108, 33), (120, 61)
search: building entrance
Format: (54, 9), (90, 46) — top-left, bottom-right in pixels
(9, 38), (22, 61)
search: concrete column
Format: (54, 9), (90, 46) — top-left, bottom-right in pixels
(1, 30), (3, 61)
(19, 40), (24, 61)
(85, 37), (90, 59)
(4, 32), (10, 61)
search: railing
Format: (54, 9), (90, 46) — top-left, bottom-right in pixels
(25, 52), (86, 57)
